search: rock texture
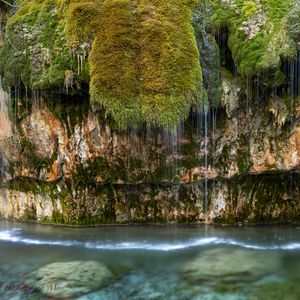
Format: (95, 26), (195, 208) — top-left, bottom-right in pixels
(1, 75), (300, 224)
(26, 261), (113, 298)
(1, 70), (300, 224)
(182, 247), (281, 282)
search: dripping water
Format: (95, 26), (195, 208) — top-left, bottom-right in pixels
(284, 52), (300, 201)
(204, 107), (209, 222)
(196, 105), (210, 222)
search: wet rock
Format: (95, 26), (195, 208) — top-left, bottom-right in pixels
(182, 248), (281, 283)
(221, 70), (241, 118)
(27, 261), (113, 298)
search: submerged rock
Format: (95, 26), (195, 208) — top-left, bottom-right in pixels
(27, 261), (113, 298)
(182, 248), (281, 283)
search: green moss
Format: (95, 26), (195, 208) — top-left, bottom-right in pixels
(0, 0), (83, 90)
(73, 157), (127, 188)
(136, 0), (204, 127)
(89, 0), (141, 129)
(88, 0), (205, 129)
(242, 0), (259, 17)
(63, 0), (100, 52)
(210, 0), (299, 80)
(1, 0), (205, 129)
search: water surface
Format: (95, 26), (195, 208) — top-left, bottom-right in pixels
(0, 220), (300, 299)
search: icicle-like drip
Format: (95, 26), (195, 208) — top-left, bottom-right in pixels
(75, 43), (90, 76)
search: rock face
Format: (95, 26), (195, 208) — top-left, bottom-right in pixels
(0, 72), (300, 224)
(0, 85), (300, 224)
(27, 261), (113, 298)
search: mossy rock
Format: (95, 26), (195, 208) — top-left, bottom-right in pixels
(0, 0), (206, 129)
(209, 0), (299, 79)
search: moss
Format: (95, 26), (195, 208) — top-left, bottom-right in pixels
(1, 0), (205, 129)
(89, 0), (141, 129)
(88, 0), (204, 129)
(242, 0), (259, 18)
(73, 157), (127, 188)
(210, 0), (299, 80)
(23, 204), (37, 221)
(0, 0), (83, 90)
(63, 0), (100, 53)
(136, 0), (204, 127)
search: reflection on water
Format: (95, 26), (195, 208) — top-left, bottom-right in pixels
(0, 220), (300, 299)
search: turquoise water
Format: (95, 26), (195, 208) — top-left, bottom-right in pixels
(0, 220), (300, 299)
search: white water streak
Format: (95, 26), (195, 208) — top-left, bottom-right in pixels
(0, 229), (300, 251)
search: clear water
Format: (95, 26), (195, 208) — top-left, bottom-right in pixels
(0, 220), (300, 300)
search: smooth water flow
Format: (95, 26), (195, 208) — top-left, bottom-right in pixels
(1, 221), (300, 299)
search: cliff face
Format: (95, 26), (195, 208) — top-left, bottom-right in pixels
(1, 73), (300, 224)
(0, 0), (300, 224)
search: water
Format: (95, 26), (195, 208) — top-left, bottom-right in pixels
(0, 221), (300, 299)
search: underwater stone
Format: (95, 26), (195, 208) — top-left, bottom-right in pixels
(182, 248), (281, 283)
(27, 261), (113, 298)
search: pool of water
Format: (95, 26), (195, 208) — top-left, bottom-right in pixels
(0, 220), (300, 299)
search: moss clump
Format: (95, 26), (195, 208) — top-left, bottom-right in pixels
(1, 0), (204, 129)
(0, 0), (85, 90)
(88, 0), (204, 129)
(242, 0), (259, 17)
(63, 0), (100, 52)
(210, 0), (299, 79)
(89, 0), (141, 129)
(136, 0), (204, 127)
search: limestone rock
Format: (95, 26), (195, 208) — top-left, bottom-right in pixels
(182, 248), (281, 283)
(221, 72), (240, 118)
(27, 261), (113, 298)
